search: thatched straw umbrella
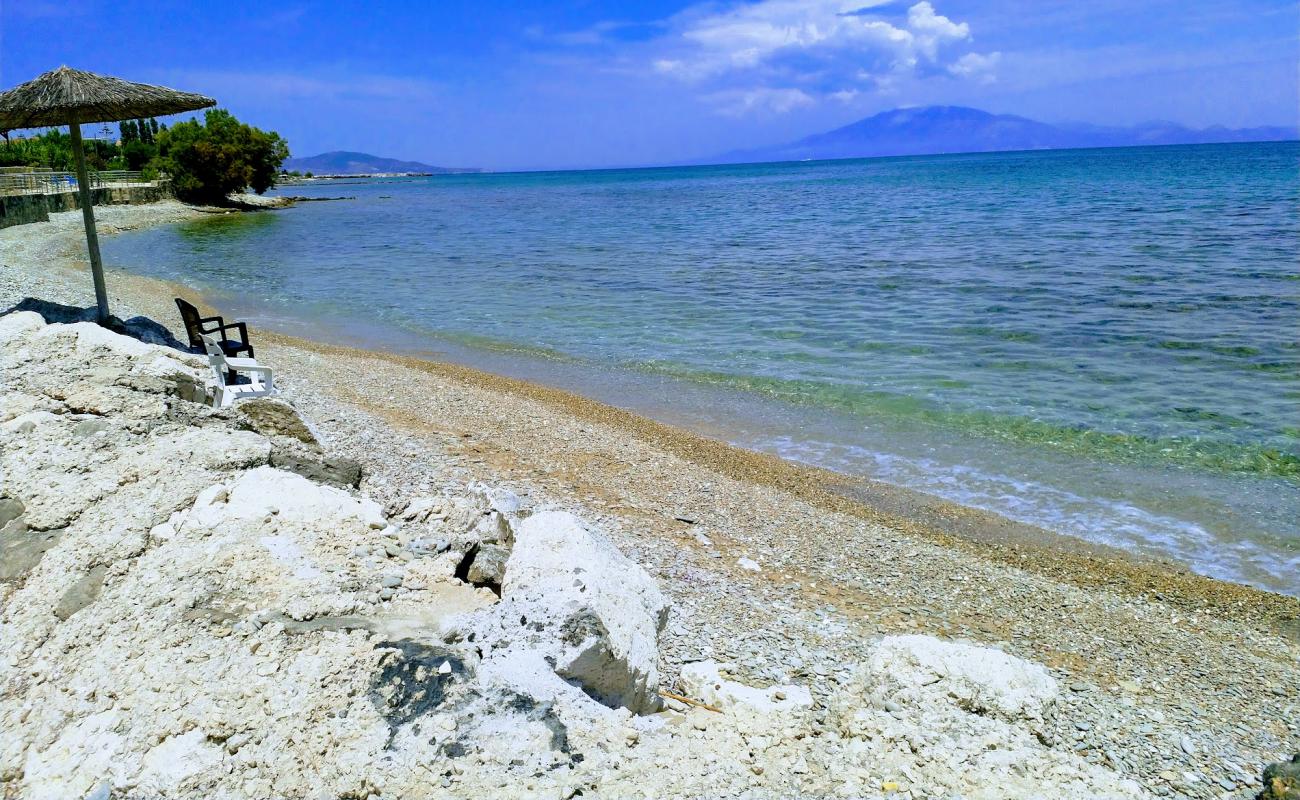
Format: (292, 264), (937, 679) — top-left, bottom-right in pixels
(0, 66), (215, 324)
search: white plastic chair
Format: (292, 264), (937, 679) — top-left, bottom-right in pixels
(200, 334), (277, 407)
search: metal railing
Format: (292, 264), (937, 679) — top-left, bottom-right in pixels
(0, 170), (153, 196)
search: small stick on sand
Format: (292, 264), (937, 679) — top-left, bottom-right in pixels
(659, 690), (722, 713)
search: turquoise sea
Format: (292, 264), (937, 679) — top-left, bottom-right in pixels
(102, 142), (1300, 595)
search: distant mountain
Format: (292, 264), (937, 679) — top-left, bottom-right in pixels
(283, 151), (480, 175)
(716, 106), (1298, 164)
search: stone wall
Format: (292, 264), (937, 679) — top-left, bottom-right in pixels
(0, 182), (173, 230)
(0, 194), (51, 228)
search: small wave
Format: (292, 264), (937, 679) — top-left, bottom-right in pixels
(765, 436), (1300, 596)
(633, 364), (1300, 480)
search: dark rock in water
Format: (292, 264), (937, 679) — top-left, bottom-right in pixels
(237, 398), (318, 444)
(1259, 754), (1300, 800)
(269, 449), (363, 489)
(54, 565), (107, 621)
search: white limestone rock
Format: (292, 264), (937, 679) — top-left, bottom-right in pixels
(398, 495), (444, 522)
(867, 634), (1059, 725)
(678, 660), (812, 724)
(828, 635), (1149, 800)
(31, 320), (155, 360)
(0, 322), (1155, 800)
(137, 730), (223, 795)
(0, 310), (45, 347)
(0, 391), (58, 423)
(187, 465), (385, 530)
(0, 410), (61, 433)
(502, 509), (669, 714)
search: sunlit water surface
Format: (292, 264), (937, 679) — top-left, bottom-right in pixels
(103, 143), (1300, 594)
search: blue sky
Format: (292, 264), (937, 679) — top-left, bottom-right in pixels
(3, 1), (1296, 170)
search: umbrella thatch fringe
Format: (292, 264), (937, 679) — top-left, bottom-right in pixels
(0, 66), (215, 131)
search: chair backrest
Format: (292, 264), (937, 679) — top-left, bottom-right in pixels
(198, 335), (228, 388)
(175, 298), (205, 349)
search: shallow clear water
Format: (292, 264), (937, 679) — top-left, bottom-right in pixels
(102, 142), (1300, 594)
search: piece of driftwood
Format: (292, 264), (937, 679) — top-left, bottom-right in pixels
(658, 690), (722, 713)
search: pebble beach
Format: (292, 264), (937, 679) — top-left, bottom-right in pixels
(1, 202), (1297, 799)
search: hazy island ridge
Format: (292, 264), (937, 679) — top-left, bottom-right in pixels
(288, 106), (1299, 175)
(709, 105), (1300, 165)
(283, 150), (483, 176)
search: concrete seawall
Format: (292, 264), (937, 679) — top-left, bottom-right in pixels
(0, 183), (173, 230)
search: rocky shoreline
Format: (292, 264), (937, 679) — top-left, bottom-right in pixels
(0, 313), (1158, 799)
(1, 203), (1297, 799)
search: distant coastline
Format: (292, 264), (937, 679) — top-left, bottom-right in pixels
(283, 106), (1299, 177)
(283, 149), (482, 176)
(285, 171), (484, 181)
(709, 105), (1299, 166)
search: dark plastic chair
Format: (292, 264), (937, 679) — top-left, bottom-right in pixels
(175, 297), (254, 359)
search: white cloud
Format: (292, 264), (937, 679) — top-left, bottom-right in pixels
(947, 51), (1001, 82)
(906, 1), (969, 61)
(631, 0), (994, 115)
(706, 86), (816, 116)
(535, 20), (647, 47)
(651, 0), (971, 82)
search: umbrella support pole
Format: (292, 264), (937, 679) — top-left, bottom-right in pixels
(68, 123), (110, 325)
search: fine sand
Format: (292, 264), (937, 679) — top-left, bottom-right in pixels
(2, 201), (1297, 797)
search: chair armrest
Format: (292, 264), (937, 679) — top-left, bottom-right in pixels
(198, 315), (225, 333)
(219, 320), (250, 343)
(229, 359), (272, 379)
(236, 363), (275, 391)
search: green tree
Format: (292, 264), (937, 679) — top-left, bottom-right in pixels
(84, 138), (116, 170)
(152, 109), (289, 205)
(115, 120), (158, 169)
(0, 129), (75, 170)
(121, 139), (156, 170)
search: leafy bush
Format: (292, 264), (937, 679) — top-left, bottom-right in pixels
(153, 109), (289, 205)
(120, 140), (156, 170)
(0, 129), (124, 171)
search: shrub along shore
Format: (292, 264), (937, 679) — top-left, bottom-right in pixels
(0, 202), (1297, 798)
